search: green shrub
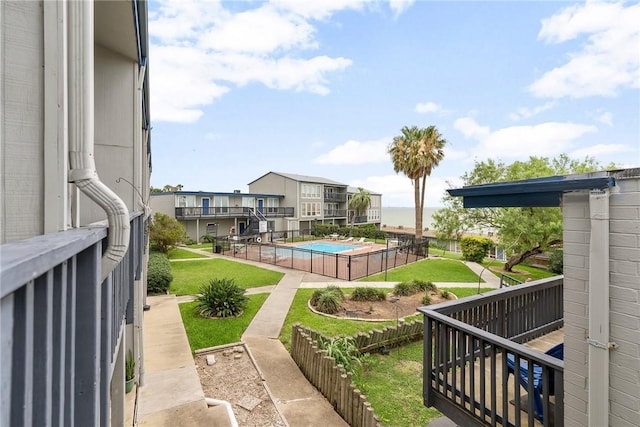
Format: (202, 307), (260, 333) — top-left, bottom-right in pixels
(421, 293), (432, 305)
(318, 336), (363, 373)
(548, 249), (563, 274)
(351, 287), (386, 302)
(195, 278), (248, 318)
(149, 212), (186, 253)
(147, 252), (173, 294)
(310, 286), (345, 314)
(393, 281), (417, 296)
(411, 280), (437, 293)
(460, 236), (494, 263)
(441, 290), (451, 299)
(201, 234), (215, 243)
(314, 292), (343, 314)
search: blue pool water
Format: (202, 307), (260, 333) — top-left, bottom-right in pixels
(294, 242), (359, 253)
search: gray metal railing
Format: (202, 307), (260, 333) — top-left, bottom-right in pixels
(419, 277), (564, 427)
(500, 273), (524, 288)
(175, 206), (294, 219)
(0, 212), (145, 426)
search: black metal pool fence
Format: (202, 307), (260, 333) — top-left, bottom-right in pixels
(212, 230), (429, 281)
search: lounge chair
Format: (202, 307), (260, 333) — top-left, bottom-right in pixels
(355, 237), (366, 244)
(341, 237), (353, 242)
(506, 343), (564, 422)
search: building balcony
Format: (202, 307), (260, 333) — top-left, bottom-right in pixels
(175, 206), (294, 219)
(419, 277), (564, 427)
(324, 209), (348, 218)
(324, 192), (347, 202)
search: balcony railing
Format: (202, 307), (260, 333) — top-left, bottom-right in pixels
(324, 209), (347, 218)
(419, 277), (564, 427)
(324, 192), (347, 202)
(0, 212), (146, 426)
(175, 206), (294, 219)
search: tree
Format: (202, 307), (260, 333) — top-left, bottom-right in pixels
(149, 212), (186, 253)
(388, 125), (446, 240)
(348, 187), (371, 236)
(433, 155), (607, 272)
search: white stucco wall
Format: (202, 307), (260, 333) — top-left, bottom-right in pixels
(562, 172), (640, 427)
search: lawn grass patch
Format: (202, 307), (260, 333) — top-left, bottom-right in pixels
(352, 340), (440, 426)
(179, 293), (269, 352)
(168, 247), (207, 259)
(480, 260), (557, 283)
(170, 259), (284, 295)
(361, 259), (481, 283)
(187, 243), (212, 249)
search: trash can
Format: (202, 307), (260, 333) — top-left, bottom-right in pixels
(214, 245), (222, 254)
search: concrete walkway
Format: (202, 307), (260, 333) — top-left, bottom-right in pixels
(134, 246), (500, 426)
(136, 294), (231, 426)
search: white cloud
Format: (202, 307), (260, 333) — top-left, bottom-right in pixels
(415, 101), (445, 114)
(314, 138), (390, 165)
(198, 6), (317, 53)
(351, 174), (459, 207)
(389, 0), (415, 18)
(149, 0), (366, 123)
(272, 0), (371, 20)
(569, 143), (635, 159)
(454, 117), (598, 159)
(530, 1), (640, 99)
(453, 117), (490, 140)
(480, 123), (597, 158)
(509, 101), (556, 121)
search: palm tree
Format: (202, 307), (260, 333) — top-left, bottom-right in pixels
(388, 125), (446, 240)
(348, 187), (371, 236)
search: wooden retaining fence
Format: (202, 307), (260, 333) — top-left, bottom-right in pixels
(290, 320), (424, 427)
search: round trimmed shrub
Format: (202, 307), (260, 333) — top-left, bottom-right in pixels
(195, 278), (248, 318)
(351, 287), (386, 302)
(147, 252), (173, 294)
(460, 236), (494, 263)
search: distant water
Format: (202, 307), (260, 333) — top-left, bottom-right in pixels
(381, 207), (439, 230)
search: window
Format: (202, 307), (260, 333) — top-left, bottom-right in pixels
(301, 202), (321, 217)
(176, 195), (195, 207)
(301, 183), (321, 199)
(267, 198), (279, 208)
(242, 197), (255, 208)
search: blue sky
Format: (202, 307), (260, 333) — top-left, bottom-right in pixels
(148, 0), (640, 206)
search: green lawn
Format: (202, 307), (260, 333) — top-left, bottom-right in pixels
(352, 340), (439, 426)
(170, 259), (284, 295)
(168, 247), (207, 259)
(187, 243), (213, 249)
(486, 262), (557, 282)
(179, 293), (269, 352)
(360, 259), (482, 283)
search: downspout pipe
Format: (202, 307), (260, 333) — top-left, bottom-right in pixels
(68, 0), (130, 282)
(587, 189), (616, 426)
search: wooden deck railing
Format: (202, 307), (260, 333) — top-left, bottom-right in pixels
(419, 277), (564, 427)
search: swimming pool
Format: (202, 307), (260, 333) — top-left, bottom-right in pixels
(294, 242), (359, 253)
